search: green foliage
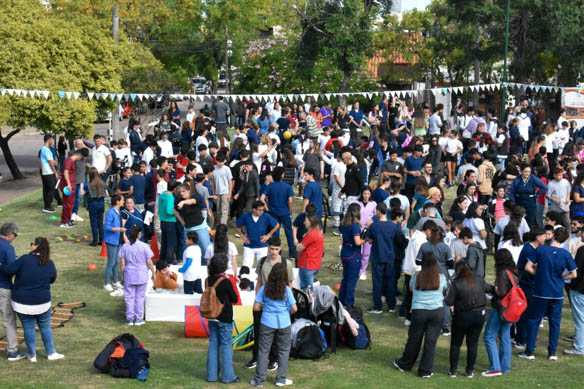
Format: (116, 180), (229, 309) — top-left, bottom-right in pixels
(235, 37), (380, 94)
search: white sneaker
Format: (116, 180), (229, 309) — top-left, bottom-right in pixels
(73, 214), (84, 222)
(110, 289), (124, 297)
(359, 274), (367, 281)
(276, 379), (293, 386)
(404, 319), (411, 327)
(113, 282), (123, 289)
(47, 352), (64, 361)
(234, 233), (241, 238)
(28, 355), (36, 363)
(104, 284), (114, 292)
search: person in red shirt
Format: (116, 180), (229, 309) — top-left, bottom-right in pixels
(324, 130), (344, 152)
(295, 214), (324, 289)
(59, 148), (89, 227)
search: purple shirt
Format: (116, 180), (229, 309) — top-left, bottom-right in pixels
(320, 107), (332, 128)
(119, 241), (154, 285)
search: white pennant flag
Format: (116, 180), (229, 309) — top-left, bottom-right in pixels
(87, 92), (95, 100)
(65, 92), (72, 99)
(42, 91), (50, 99)
(116, 93), (123, 101)
(300, 94), (306, 102)
(0, 89), (6, 96)
(72, 92), (80, 100)
(6, 89), (14, 96)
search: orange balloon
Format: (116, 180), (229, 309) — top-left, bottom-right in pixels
(87, 264), (97, 271)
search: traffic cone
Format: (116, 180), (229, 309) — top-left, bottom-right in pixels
(99, 241), (107, 258)
(150, 234), (160, 260)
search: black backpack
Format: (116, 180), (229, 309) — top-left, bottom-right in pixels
(94, 333), (147, 377)
(292, 288), (312, 322)
(341, 317), (371, 350)
(109, 146), (120, 174)
(291, 323), (326, 360)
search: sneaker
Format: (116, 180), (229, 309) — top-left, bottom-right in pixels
(67, 221), (76, 227)
(388, 308), (396, 313)
(441, 329), (451, 336)
(481, 370), (502, 377)
(73, 214), (84, 222)
(27, 355), (37, 363)
(366, 307), (382, 314)
(518, 351), (535, 360)
(250, 378), (263, 387)
(110, 289), (123, 297)
(563, 348), (584, 356)
(447, 370), (456, 378)
(464, 371), (474, 379)
(268, 361), (278, 371)
(276, 379), (293, 386)
(59, 223), (73, 228)
(393, 359), (405, 372)
(548, 353), (558, 361)
(89, 242), (98, 247)
(42, 208), (56, 213)
(244, 360), (257, 369)
(134, 319), (145, 326)
(332, 229), (342, 237)
(113, 281), (123, 289)
(47, 352), (64, 361)
(420, 372), (433, 378)
(359, 274), (367, 281)
(225, 377), (240, 384)
(234, 233), (241, 238)
(562, 335), (577, 342)
(104, 284), (114, 292)
(126, 320), (134, 326)
(513, 342), (526, 349)
(404, 319), (411, 327)
(7, 352), (25, 361)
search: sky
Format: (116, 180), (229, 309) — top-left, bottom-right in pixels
(391, 0), (432, 12)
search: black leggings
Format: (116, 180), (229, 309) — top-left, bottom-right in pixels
(449, 309), (485, 375)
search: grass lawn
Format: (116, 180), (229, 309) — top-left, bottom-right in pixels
(0, 188), (582, 388)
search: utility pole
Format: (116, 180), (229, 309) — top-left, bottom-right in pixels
(501, 0), (511, 119)
(225, 25), (229, 94)
(112, 5), (121, 141)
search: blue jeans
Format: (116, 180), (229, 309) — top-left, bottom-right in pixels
(299, 267), (319, 289)
(536, 203), (545, 228)
(17, 309), (56, 357)
(72, 182), (85, 214)
(271, 213), (295, 258)
(105, 243), (121, 285)
(371, 261), (395, 310)
(570, 290), (584, 353)
(338, 253), (361, 307)
(161, 221), (179, 264)
(88, 198), (104, 243)
(483, 310), (511, 373)
(526, 297), (563, 354)
(206, 321), (236, 383)
(176, 222), (186, 263)
(185, 225), (211, 266)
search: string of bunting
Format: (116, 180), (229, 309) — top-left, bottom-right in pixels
(0, 82), (579, 104)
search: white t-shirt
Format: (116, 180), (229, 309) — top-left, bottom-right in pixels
(545, 132), (556, 151)
(463, 217), (487, 249)
(196, 136), (209, 157)
(517, 114), (531, 142)
(557, 128), (570, 151)
(318, 134), (331, 151)
(115, 147), (133, 168)
(438, 136), (449, 151)
(445, 138), (463, 153)
(182, 245), (203, 281)
(186, 111), (196, 124)
(548, 178), (572, 212)
(269, 133), (280, 146)
(498, 240), (523, 264)
(142, 147), (155, 170)
(92, 145), (111, 172)
(157, 139), (174, 158)
(205, 242), (239, 275)
(331, 160), (346, 190)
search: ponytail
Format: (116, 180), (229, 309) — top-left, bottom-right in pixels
(129, 225), (142, 245)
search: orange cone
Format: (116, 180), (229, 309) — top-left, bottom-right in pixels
(99, 241), (107, 258)
(150, 234), (160, 260)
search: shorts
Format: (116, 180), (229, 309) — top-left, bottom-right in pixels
(216, 123), (228, 138)
(444, 153), (458, 162)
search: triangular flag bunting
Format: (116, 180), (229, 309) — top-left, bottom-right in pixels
(58, 91), (65, 99)
(72, 92), (80, 100)
(87, 92), (95, 100)
(42, 91), (50, 99)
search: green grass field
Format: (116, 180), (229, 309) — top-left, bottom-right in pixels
(0, 189), (582, 388)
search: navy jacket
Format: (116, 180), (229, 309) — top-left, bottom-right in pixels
(2, 254), (56, 305)
(0, 237), (16, 289)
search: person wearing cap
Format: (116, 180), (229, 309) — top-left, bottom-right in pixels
(0, 222), (25, 361)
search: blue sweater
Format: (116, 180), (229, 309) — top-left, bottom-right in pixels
(104, 207), (122, 245)
(2, 254), (56, 305)
(0, 238), (16, 289)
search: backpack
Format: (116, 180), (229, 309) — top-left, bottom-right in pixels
(199, 277), (225, 319)
(500, 270), (527, 323)
(94, 333), (147, 378)
(109, 146), (120, 174)
(342, 318), (371, 350)
(292, 288), (312, 322)
(290, 320), (326, 360)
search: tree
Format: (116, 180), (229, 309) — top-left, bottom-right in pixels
(0, 0), (163, 179)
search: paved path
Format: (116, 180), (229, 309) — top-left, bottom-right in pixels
(0, 174), (41, 205)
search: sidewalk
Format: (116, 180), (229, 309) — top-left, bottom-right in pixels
(0, 175), (41, 205)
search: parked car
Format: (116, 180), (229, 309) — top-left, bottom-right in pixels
(191, 77), (210, 94)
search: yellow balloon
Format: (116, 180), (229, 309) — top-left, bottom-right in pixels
(283, 130), (292, 139)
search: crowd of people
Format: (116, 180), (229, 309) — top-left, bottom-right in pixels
(15, 93), (584, 383)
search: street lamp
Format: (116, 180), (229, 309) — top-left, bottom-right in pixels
(227, 39), (233, 95)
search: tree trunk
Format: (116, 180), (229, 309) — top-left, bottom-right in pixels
(0, 129), (25, 180)
(473, 58), (480, 107)
(338, 68), (351, 107)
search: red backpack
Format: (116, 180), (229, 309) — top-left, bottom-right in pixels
(500, 270), (527, 323)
